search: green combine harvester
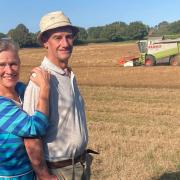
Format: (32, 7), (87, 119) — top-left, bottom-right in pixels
(119, 36), (180, 66)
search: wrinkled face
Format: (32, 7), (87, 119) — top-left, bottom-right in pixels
(43, 27), (75, 69)
(0, 50), (20, 89)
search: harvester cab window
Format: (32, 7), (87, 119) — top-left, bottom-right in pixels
(138, 41), (147, 53)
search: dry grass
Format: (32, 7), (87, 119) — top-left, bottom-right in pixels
(19, 43), (180, 180)
(82, 86), (180, 180)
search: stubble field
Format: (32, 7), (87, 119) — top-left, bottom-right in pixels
(19, 43), (180, 180)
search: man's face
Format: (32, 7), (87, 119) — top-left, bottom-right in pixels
(43, 27), (75, 69)
(0, 50), (20, 89)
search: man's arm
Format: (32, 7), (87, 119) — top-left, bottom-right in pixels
(23, 81), (57, 180)
(24, 138), (55, 180)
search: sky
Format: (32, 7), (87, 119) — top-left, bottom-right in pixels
(1, 0), (180, 34)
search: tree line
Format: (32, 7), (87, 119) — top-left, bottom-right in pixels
(1, 20), (180, 48)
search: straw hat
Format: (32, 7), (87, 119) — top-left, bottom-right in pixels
(37, 11), (79, 45)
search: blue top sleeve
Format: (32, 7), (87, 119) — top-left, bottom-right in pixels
(0, 97), (48, 137)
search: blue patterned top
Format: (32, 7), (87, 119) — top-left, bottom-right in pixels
(0, 82), (48, 178)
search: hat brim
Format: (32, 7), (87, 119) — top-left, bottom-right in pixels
(37, 25), (79, 45)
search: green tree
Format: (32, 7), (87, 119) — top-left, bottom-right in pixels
(7, 24), (31, 47)
(151, 21), (170, 36)
(87, 26), (104, 40)
(169, 20), (180, 34)
(127, 21), (148, 40)
(77, 27), (88, 40)
(0, 33), (6, 39)
(101, 22), (128, 41)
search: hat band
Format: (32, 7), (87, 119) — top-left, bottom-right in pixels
(42, 21), (72, 32)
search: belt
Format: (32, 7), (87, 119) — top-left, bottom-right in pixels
(46, 153), (85, 169)
(46, 149), (99, 169)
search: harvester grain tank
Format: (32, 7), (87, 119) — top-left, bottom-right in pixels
(119, 36), (180, 66)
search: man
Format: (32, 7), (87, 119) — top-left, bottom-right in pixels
(23, 11), (89, 180)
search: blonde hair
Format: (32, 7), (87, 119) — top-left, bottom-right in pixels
(0, 39), (19, 53)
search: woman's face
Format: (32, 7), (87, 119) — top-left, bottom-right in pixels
(0, 50), (20, 89)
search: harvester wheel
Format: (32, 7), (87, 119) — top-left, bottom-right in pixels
(145, 55), (156, 66)
(169, 55), (180, 66)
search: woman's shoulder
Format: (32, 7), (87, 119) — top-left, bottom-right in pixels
(15, 82), (27, 100)
(15, 81), (26, 89)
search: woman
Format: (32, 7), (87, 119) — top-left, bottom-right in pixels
(0, 39), (51, 179)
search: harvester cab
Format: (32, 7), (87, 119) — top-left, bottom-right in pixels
(137, 40), (147, 53)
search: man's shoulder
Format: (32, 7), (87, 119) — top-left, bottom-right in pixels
(24, 80), (40, 96)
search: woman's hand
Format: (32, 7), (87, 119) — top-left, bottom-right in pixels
(30, 67), (50, 89)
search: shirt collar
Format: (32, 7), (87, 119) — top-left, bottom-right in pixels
(41, 56), (71, 76)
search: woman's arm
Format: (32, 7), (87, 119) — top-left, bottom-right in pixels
(0, 68), (50, 137)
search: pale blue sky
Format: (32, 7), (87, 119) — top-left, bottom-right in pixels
(1, 0), (180, 33)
